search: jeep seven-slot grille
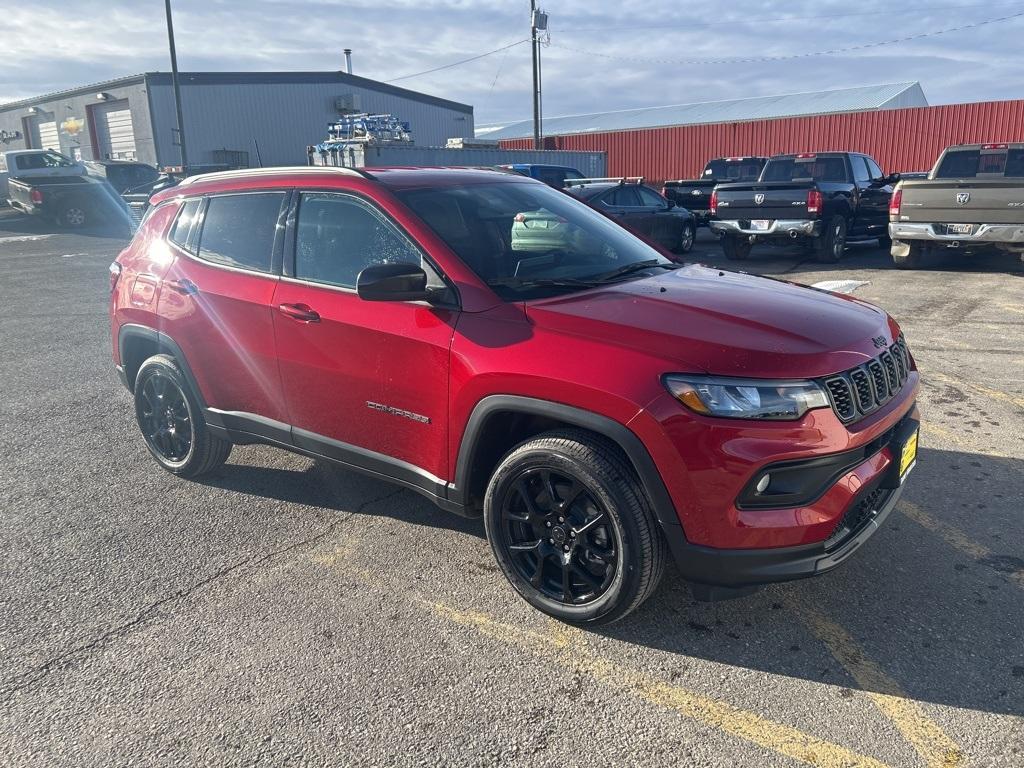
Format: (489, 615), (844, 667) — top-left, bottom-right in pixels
(821, 336), (913, 423)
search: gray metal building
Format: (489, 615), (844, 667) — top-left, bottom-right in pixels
(0, 71), (474, 168)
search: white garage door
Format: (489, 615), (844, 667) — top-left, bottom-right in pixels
(37, 121), (59, 151)
(93, 100), (137, 161)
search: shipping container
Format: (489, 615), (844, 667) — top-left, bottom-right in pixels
(316, 143), (606, 176)
(500, 100), (1024, 184)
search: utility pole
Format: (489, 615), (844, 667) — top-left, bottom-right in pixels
(530, 1), (543, 149)
(164, 0), (189, 169)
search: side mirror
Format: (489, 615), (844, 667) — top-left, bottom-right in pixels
(357, 262), (429, 302)
(665, 199), (676, 210)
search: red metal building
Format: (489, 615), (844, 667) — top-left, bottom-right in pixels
(500, 99), (1024, 182)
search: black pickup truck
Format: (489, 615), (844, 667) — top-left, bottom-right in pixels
(8, 174), (130, 230)
(709, 152), (898, 261)
(662, 156), (766, 226)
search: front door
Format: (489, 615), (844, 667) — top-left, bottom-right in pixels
(271, 190), (457, 488)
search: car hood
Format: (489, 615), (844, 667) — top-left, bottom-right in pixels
(525, 265), (898, 379)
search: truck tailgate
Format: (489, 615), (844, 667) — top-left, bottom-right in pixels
(714, 181), (812, 220)
(898, 179), (1024, 224)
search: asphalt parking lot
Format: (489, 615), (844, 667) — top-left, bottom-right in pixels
(1, 209), (1022, 767)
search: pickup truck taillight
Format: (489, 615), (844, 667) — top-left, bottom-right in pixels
(889, 188), (902, 217)
(806, 189), (823, 215)
(709, 190), (718, 216)
(109, 262), (122, 293)
(29, 188), (44, 205)
(660, 185), (667, 196)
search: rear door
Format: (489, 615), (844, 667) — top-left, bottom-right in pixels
(600, 186), (652, 236)
(636, 184), (676, 246)
(158, 191), (291, 426)
(271, 190), (457, 486)
(858, 156), (892, 236)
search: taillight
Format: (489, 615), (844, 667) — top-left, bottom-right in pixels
(806, 189), (823, 215)
(709, 189), (718, 216)
(29, 188), (44, 204)
(109, 262), (122, 293)
(982, 143), (1007, 150)
(660, 185), (667, 196)
(889, 188), (903, 217)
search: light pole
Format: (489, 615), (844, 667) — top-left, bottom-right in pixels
(164, 0), (189, 169)
(530, 2), (548, 149)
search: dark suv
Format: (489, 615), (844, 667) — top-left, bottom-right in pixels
(111, 167), (920, 624)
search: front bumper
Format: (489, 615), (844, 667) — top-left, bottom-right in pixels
(710, 218), (821, 238)
(889, 221), (1024, 245)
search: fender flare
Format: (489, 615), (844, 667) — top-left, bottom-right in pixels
(117, 323), (208, 408)
(451, 395), (680, 532)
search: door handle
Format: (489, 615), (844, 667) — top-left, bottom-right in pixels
(278, 303), (320, 323)
(166, 278), (199, 295)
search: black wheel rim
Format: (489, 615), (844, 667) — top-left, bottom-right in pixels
(499, 467), (618, 606)
(138, 372), (192, 462)
(833, 222), (845, 258)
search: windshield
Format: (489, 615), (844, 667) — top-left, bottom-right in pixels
(935, 149), (1024, 178)
(762, 157), (847, 183)
(396, 181), (673, 300)
(703, 159), (763, 181)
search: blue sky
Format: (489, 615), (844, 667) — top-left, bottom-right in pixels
(3, 0), (1022, 124)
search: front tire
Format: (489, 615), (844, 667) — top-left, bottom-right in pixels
(721, 235), (752, 260)
(133, 354), (231, 478)
(483, 430), (666, 625)
(674, 221), (695, 254)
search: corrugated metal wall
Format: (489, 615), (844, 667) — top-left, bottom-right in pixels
(500, 100), (1024, 182)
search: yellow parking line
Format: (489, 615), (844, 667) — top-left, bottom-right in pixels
(428, 601), (895, 768)
(928, 372), (1024, 410)
(787, 601), (963, 768)
(919, 422), (1015, 460)
(899, 500), (1024, 590)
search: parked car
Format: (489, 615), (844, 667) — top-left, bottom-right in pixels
(7, 173), (130, 230)
(889, 143), (1024, 268)
(566, 177), (696, 253)
(83, 159), (161, 195)
(1, 149), (85, 202)
(662, 156), (767, 227)
(110, 166), (920, 624)
(710, 152), (898, 261)
(497, 163), (585, 188)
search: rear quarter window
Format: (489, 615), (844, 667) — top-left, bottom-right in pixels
(168, 199), (202, 253)
(196, 192), (286, 273)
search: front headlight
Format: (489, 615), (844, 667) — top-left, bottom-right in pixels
(664, 375), (830, 420)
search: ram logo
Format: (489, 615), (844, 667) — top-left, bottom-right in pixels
(754, 193), (765, 205)
(956, 192), (971, 205)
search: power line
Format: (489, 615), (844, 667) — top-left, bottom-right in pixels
(384, 39), (529, 83)
(556, 0), (1024, 33)
(550, 11), (1024, 66)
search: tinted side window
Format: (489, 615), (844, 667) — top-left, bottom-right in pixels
(197, 193), (285, 272)
(637, 186), (666, 207)
(935, 151), (980, 178)
(295, 192), (421, 289)
(535, 168), (566, 187)
(607, 187), (641, 206)
(864, 157), (884, 180)
(852, 156), (871, 183)
(169, 199), (202, 252)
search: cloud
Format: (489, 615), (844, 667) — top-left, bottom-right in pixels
(3, 0), (1022, 124)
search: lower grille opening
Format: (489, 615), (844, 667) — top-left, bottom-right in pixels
(824, 486), (888, 550)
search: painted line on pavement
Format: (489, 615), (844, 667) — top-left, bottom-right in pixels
(787, 600), (963, 768)
(928, 371), (1024, 410)
(426, 600), (896, 768)
(899, 500), (1024, 590)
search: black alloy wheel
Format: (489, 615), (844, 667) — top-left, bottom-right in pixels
(136, 370), (193, 463)
(498, 466), (618, 605)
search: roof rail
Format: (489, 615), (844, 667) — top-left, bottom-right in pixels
(176, 166), (373, 186)
(568, 176), (645, 186)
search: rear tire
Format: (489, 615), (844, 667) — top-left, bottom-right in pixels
(892, 241), (927, 269)
(56, 200), (89, 229)
(483, 429), (666, 625)
(721, 235), (752, 260)
(813, 216), (847, 263)
(133, 354), (232, 478)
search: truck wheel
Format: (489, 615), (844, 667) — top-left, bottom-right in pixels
(721, 235), (752, 260)
(892, 242), (927, 269)
(813, 216), (847, 263)
(674, 222), (695, 254)
(483, 429), (666, 625)
(134, 354), (232, 478)
(57, 201), (89, 229)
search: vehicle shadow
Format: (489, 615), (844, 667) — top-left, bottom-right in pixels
(597, 445), (1024, 718)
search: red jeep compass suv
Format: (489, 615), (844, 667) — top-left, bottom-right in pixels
(110, 167), (920, 624)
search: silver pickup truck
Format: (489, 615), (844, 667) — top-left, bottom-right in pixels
(889, 143), (1024, 268)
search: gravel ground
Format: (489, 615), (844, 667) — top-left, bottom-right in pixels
(1, 210), (1022, 767)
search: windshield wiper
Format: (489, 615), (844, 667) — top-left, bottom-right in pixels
(488, 276), (602, 290)
(591, 259), (678, 284)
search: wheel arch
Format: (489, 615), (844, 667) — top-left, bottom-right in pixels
(117, 324), (207, 408)
(451, 395), (678, 532)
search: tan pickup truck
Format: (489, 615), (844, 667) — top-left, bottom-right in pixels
(888, 143), (1024, 268)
